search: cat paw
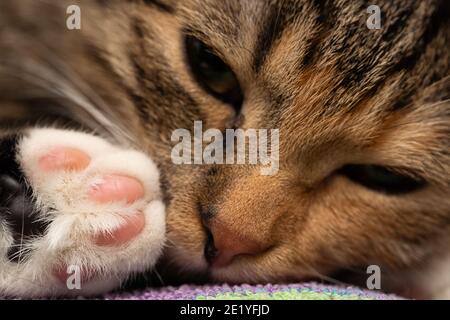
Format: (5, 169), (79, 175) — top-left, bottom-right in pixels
(0, 128), (165, 297)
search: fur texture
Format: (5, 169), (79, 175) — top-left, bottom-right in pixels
(0, 0), (449, 298)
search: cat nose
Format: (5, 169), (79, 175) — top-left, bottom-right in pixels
(204, 223), (266, 268)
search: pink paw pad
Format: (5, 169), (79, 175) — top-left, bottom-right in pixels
(38, 147), (91, 171)
(88, 175), (146, 246)
(40, 147), (147, 247)
(94, 212), (146, 247)
(88, 175), (145, 204)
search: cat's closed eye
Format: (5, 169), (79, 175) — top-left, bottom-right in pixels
(339, 164), (426, 195)
(185, 35), (243, 112)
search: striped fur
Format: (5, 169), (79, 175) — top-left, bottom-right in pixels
(0, 0), (449, 298)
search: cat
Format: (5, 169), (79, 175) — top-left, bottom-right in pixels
(0, 0), (449, 299)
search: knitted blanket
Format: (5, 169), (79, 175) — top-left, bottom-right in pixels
(102, 283), (403, 300)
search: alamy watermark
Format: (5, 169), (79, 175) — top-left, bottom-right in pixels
(66, 265), (81, 290)
(366, 265), (381, 290)
(66, 4), (382, 31)
(367, 5), (382, 30)
(66, 5), (81, 30)
(171, 121), (279, 176)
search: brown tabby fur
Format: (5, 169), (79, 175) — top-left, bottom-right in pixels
(0, 0), (449, 297)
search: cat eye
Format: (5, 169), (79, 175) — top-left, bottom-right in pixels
(339, 164), (426, 195)
(185, 36), (243, 111)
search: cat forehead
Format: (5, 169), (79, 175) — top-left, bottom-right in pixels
(178, 0), (425, 61)
(181, 1), (444, 110)
(177, 0), (444, 103)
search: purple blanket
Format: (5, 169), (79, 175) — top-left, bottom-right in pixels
(100, 283), (403, 300)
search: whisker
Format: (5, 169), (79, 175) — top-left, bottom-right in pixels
(153, 267), (165, 286)
(302, 263), (353, 287)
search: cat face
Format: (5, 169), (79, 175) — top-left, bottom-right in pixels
(148, 0), (450, 285)
(1, 0), (449, 291)
(120, 0), (448, 285)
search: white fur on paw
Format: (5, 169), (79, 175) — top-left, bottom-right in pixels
(0, 128), (166, 297)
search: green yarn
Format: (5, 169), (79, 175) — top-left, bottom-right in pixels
(196, 288), (373, 300)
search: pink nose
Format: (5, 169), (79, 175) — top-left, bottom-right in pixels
(206, 223), (266, 268)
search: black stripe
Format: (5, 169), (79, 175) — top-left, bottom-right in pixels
(302, 0), (336, 67)
(129, 17), (157, 122)
(110, 0), (175, 13)
(142, 0), (174, 14)
(388, 1), (449, 111)
(129, 19), (201, 130)
(253, 3), (304, 72)
(253, 6), (286, 72)
(338, 0), (448, 110)
(129, 59), (153, 122)
(391, 1), (448, 75)
(381, 5), (415, 43)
